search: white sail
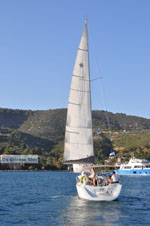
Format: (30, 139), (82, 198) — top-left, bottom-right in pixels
(64, 18), (94, 164)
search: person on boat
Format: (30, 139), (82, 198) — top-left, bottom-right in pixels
(89, 168), (97, 186)
(111, 171), (119, 183)
(107, 175), (113, 184)
(89, 168), (95, 180)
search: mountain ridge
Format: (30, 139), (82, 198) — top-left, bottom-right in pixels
(1, 107), (150, 134)
(0, 107), (150, 170)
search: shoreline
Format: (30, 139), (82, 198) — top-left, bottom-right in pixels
(0, 169), (70, 172)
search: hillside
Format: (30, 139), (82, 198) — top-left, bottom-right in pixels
(19, 109), (67, 141)
(19, 110), (150, 137)
(1, 108), (150, 138)
(0, 108), (33, 129)
(0, 108), (150, 170)
(111, 130), (150, 159)
(92, 111), (150, 131)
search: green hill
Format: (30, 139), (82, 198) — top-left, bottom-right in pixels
(0, 108), (150, 170)
(19, 109), (66, 141)
(0, 108), (32, 129)
(92, 111), (150, 131)
(1, 108), (150, 138)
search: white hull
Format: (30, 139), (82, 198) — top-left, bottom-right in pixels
(76, 182), (122, 201)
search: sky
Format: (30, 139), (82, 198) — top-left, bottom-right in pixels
(0, 0), (150, 119)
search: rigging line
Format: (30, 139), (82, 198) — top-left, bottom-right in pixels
(89, 26), (111, 133)
(90, 76), (103, 82)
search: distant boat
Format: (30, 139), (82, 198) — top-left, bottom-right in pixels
(63, 18), (122, 201)
(115, 157), (150, 175)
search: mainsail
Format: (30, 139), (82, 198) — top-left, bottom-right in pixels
(63, 18), (94, 164)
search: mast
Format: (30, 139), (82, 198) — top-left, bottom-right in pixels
(63, 18), (94, 164)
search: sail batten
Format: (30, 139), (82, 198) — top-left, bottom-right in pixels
(78, 48), (88, 52)
(71, 88), (90, 93)
(68, 102), (80, 106)
(63, 19), (94, 164)
(63, 156), (94, 165)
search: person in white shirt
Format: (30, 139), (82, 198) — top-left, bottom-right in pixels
(111, 171), (118, 183)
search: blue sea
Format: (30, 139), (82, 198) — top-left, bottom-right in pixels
(0, 171), (150, 226)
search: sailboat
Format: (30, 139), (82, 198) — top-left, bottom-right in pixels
(63, 18), (122, 201)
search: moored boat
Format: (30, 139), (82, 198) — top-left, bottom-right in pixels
(115, 157), (150, 175)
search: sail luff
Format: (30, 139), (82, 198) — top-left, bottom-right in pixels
(63, 19), (94, 164)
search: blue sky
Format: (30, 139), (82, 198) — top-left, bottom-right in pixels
(0, 0), (150, 118)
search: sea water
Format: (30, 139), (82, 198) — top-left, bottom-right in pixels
(0, 171), (150, 225)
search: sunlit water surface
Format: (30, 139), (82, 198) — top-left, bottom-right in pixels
(0, 172), (150, 225)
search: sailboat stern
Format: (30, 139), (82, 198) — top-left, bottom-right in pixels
(76, 182), (122, 201)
